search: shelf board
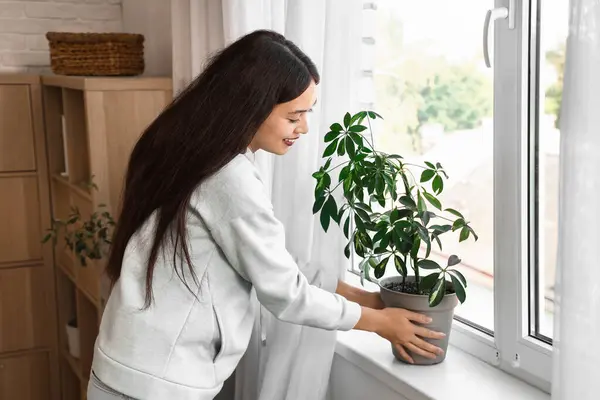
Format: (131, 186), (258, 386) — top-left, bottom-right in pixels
(0, 73), (39, 85)
(61, 347), (82, 381)
(41, 74), (172, 92)
(51, 173), (93, 202)
(57, 260), (76, 284)
(78, 283), (101, 310)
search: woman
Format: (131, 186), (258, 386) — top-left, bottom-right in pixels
(88, 30), (445, 400)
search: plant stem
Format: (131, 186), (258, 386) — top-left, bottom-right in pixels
(326, 160), (350, 174)
(366, 115), (376, 148)
(328, 180), (344, 194)
(413, 256), (420, 291)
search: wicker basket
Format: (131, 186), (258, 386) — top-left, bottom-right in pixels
(46, 32), (145, 76)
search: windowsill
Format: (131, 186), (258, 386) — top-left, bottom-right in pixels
(334, 330), (550, 400)
(337, 272), (550, 400)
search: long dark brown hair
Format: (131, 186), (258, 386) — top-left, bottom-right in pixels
(106, 30), (320, 307)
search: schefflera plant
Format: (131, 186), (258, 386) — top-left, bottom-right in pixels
(312, 111), (478, 307)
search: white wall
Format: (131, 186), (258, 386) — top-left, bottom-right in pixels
(121, 0), (171, 76)
(328, 355), (409, 400)
(0, 0), (123, 73)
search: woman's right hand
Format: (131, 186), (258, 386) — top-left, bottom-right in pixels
(354, 307), (446, 364)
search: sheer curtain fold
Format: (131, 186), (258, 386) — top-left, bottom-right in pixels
(552, 1), (600, 398)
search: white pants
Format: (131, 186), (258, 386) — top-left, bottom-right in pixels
(87, 371), (136, 400)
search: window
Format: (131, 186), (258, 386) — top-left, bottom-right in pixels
(529, 0), (568, 343)
(350, 0), (568, 391)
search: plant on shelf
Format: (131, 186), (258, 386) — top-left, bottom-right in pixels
(312, 110), (478, 364)
(42, 178), (115, 267)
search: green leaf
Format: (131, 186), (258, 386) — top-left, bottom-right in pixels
(429, 277), (447, 307)
(375, 174), (385, 196)
(320, 209), (331, 232)
(417, 192), (427, 212)
(354, 111), (368, 125)
(399, 196), (417, 210)
(41, 233), (52, 243)
(423, 192), (442, 210)
(343, 217), (350, 238)
(343, 112), (352, 128)
(323, 158), (332, 171)
(424, 161), (436, 169)
(467, 225), (479, 241)
(374, 256), (390, 279)
(368, 111), (383, 119)
(330, 123), (343, 132)
(418, 259), (442, 270)
(323, 139), (339, 157)
(324, 130), (339, 142)
(430, 224), (452, 233)
(397, 209), (413, 219)
(348, 132), (364, 147)
(410, 236), (421, 258)
(420, 169), (435, 182)
(349, 125), (367, 133)
(338, 137), (346, 156)
(447, 255), (461, 267)
(353, 235), (365, 258)
(450, 274), (466, 303)
(354, 214), (365, 232)
(452, 218), (466, 231)
(432, 175), (444, 194)
(394, 255), (407, 276)
(445, 208), (464, 219)
(420, 211), (431, 226)
(344, 242), (351, 259)
(339, 165), (351, 181)
(459, 227), (470, 242)
(390, 209), (401, 224)
(312, 195), (326, 214)
(372, 229), (387, 244)
(449, 269), (467, 288)
(354, 207), (370, 222)
(346, 136), (356, 158)
(432, 234), (443, 251)
(421, 272), (440, 291)
(355, 202), (372, 213)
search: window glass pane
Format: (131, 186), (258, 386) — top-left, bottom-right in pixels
(370, 0), (494, 332)
(532, 0), (569, 341)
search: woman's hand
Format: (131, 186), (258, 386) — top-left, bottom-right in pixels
(376, 307), (445, 363)
(354, 307), (445, 364)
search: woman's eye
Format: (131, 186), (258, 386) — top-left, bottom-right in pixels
(288, 119), (300, 124)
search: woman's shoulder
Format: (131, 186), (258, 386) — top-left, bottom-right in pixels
(190, 153), (271, 223)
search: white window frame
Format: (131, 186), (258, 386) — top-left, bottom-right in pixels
(345, 0), (553, 393)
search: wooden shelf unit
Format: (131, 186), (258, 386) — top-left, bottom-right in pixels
(0, 74), (59, 400)
(42, 75), (173, 399)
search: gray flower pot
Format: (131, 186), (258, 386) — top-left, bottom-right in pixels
(379, 275), (458, 365)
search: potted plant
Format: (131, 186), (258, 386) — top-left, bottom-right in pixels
(42, 203), (115, 267)
(42, 177), (115, 268)
(312, 111), (478, 365)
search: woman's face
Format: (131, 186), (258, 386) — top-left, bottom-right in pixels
(250, 81), (317, 155)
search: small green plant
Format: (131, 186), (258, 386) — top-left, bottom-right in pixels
(42, 177), (115, 266)
(312, 111), (478, 307)
(42, 204), (115, 267)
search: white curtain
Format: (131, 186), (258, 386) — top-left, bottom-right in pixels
(552, 1), (600, 399)
(227, 2), (363, 400)
(172, 1), (363, 399)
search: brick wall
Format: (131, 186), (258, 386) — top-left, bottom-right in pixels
(0, 0), (123, 73)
